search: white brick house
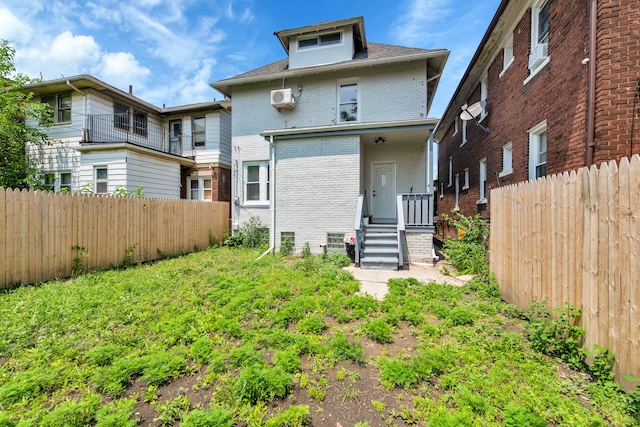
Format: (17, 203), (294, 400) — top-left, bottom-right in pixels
(212, 17), (448, 268)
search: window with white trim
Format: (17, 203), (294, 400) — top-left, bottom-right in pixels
(529, 0), (550, 73)
(439, 182), (444, 199)
(479, 158), (487, 202)
(502, 33), (514, 73)
(480, 74), (488, 121)
(461, 117), (467, 146)
(500, 143), (513, 177)
(454, 173), (460, 210)
(463, 168), (469, 190)
(448, 156), (453, 187)
(298, 31), (342, 50)
(453, 117), (459, 136)
(47, 171), (72, 192)
(338, 82), (358, 123)
(95, 167), (108, 194)
(188, 177), (213, 201)
(42, 93), (72, 123)
(192, 117), (206, 148)
(528, 121), (547, 180)
(244, 161), (270, 204)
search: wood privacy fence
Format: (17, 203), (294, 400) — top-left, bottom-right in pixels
(0, 188), (229, 289)
(490, 155), (639, 391)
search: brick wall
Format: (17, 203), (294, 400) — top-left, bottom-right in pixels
(593, 0), (640, 163)
(438, 0), (589, 221)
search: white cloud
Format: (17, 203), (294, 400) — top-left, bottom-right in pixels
(95, 51), (151, 92)
(391, 0), (451, 46)
(0, 7), (32, 43)
(50, 31), (101, 64)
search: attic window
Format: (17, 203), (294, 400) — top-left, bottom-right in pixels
(298, 32), (342, 49)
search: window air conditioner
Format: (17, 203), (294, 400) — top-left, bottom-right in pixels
(528, 43), (548, 70)
(271, 88), (295, 110)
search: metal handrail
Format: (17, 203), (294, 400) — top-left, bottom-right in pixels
(84, 114), (173, 155)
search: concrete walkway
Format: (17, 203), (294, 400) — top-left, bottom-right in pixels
(344, 263), (473, 300)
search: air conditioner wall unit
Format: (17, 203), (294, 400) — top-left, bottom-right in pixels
(271, 88), (295, 110)
(528, 42), (548, 70)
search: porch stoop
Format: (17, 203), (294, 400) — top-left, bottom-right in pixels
(360, 223), (399, 270)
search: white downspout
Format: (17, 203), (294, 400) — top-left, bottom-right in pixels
(257, 135), (276, 260)
(427, 131), (435, 225)
(66, 80), (87, 140)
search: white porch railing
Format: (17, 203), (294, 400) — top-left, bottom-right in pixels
(400, 193), (433, 226)
(396, 195), (405, 268)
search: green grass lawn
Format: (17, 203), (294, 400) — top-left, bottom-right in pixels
(0, 248), (636, 426)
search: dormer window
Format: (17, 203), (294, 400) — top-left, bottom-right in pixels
(298, 32), (342, 50)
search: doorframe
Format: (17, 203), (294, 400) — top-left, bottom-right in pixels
(370, 161), (397, 221)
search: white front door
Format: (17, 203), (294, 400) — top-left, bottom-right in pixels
(371, 162), (396, 220)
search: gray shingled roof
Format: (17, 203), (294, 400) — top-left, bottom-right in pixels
(212, 42), (449, 97)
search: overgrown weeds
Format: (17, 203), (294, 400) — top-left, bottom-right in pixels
(441, 211), (489, 275)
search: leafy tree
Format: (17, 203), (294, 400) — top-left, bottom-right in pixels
(0, 40), (52, 190)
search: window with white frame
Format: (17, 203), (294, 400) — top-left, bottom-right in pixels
(500, 142), (513, 177)
(188, 177), (213, 201)
(529, 0), (550, 73)
(114, 102), (130, 131)
(46, 171), (72, 192)
(502, 33), (514, 74)
(454, 173), (460, 210)
(298, 31), (342, 50)
(338, 82), (358, 122)
(463, 168), (469, 190)
(461, 117), (467, 146)
(42, 93), (72, 123)
(453, 117), (459, 136)
(528, 121), (547, 180)
(244, 161), (270, 204)
(448, 156), (453, 187)
(95, 167), (108, 194)
(439, 182), (444, 199)
(480, 74), (488, 121)
(479, 158), (487, 202)
(192, 117), (206, 148)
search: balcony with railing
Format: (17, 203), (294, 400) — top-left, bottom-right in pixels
(83, 114), (187, 157)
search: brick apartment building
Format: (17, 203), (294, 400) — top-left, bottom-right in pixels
(434, 0), (640, 229)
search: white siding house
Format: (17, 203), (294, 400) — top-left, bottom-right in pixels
(25, 75), (231, 201)
(212, 16), (448, 269)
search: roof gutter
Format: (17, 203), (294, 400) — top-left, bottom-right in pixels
(585, 0), (597, 166)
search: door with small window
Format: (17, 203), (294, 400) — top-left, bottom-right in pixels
(169, 120), (182, 155)
(371, 162), (396, 220)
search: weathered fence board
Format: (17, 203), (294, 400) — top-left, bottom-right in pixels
(0, 189), (229, 288)
(490, 155), (640, 391)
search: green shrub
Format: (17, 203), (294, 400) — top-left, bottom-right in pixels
(94, 397), (138, 427)
(441, 211), (489, 275)
(240, 217), (269, 248)
(503, 403), (547, 427)
(365, 318), (393, 344)
(328, 331), (365, 364)
(273, 350), (302, 374)
(190, 337), (215, 364)
(234, 364), (292, 405)
(449, 307), (474, 326)
(456, 389), (488, 414)
(181, 407), (235, 427)
(379, 358), (416, 389)
(85, 344), (125, 366)
(323, 252), (350, 267)
(39, 393), (102, 427)
(296, 315), (327, 334)
(229, 345), (264, 368)
(264, 405), (310, 427)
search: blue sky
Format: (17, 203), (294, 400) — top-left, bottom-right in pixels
(0, 0), (500, 117)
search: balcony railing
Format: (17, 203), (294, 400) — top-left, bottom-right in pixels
(400, 193), (433, 226)
(83, 114), (186, 156)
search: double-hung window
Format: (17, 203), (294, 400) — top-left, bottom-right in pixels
(463, 168), (470, 190)
(528, 121), (548, 180)
(132, 110), (147, 137)
(338, 82), (358, 123)
(244, 161), (269, 204)
(529, 0), (550, 73)
(192, 117), (206, 148)
(500, 143), (513, 177)
(479, 158), (487, 203)
(448, 156), (453, 187)
(42, 93), (72, 123)
(95, 167), (108, 194)
(480, 73), (488, 122)
(501, 33), (514, 76)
